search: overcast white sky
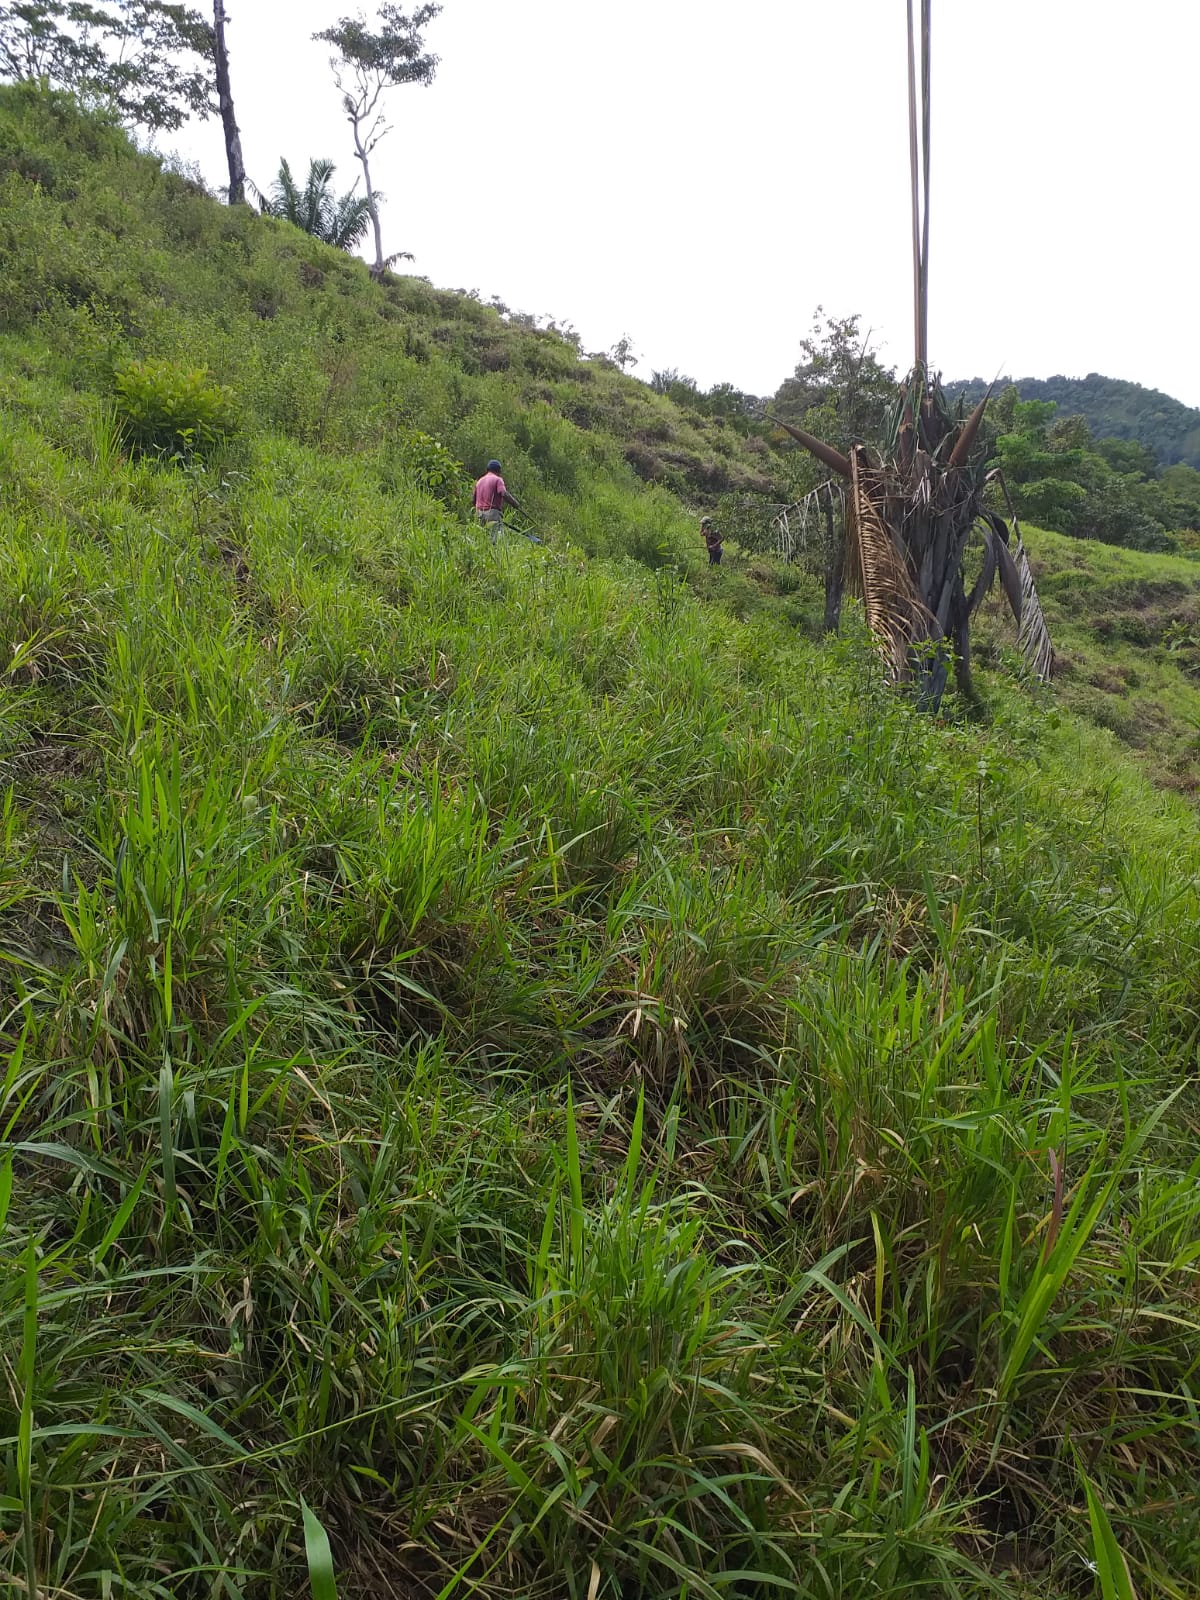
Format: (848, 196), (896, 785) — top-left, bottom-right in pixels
(166, 0), (1200, 406)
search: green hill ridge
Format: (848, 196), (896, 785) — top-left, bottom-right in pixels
(3, 85), (1200, 1600)
(951, 373), (1200, 470)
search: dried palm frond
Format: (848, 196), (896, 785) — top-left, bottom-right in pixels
(781, 373), (1054, 705)
(1014, 542), (1054, 681)
(965, 519), (1000, 617)
(772, 480), (840, 564)
(765, 414), (851, 479)
(846, 446), (940, 683)
(947, 390), (991, 471)
(987, 474), (1055, 680)
(971, 515), (1019, 619)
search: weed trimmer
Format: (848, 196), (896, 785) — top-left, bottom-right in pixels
(506, 511), (546, 547)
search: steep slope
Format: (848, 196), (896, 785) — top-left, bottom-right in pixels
(0, 82), (783, 551)
(3, 85), (1200, 1600)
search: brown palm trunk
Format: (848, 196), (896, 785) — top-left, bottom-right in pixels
(213, 1), (245, 206)
(822, 494), (843, 634)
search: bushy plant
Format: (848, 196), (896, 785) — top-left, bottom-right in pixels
(113, 356), (235, 455)
(388, 425), (465, 507)
(513, 402), (580, 494)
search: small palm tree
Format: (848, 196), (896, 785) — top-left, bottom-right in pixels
(261, 158), (374, 251)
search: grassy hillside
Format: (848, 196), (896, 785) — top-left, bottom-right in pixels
(0, 83), (783, 540)
(3, 85), (1200, 1600)
(973, 525), (1200, 790)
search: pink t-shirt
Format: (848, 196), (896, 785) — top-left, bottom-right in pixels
(473, 471), (506, 512)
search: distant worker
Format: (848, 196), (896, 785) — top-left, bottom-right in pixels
(473, 459), (521, 544)
(700, 515), (723, 566)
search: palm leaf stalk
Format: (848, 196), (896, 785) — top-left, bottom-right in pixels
(765, 0), (1052, 708)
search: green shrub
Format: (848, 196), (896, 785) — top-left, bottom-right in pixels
(113, 356), (235, 455)
(387, 426), (465, 507)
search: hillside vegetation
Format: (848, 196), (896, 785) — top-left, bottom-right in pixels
(0, 82), (782, 537)
(975, 525), (1200, 791)
(953, 373), (1200, 472)
(3, 86), (1200, 1600)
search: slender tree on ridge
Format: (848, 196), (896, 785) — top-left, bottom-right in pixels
(313, 4), (440, 277)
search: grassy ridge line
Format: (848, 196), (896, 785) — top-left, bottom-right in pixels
(0, 81), (782, 571)
(1, 84), (1200, 1599)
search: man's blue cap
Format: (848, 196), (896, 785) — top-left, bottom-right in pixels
(487, 459), (502, 472)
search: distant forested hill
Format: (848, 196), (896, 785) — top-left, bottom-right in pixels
(950, 373), (1200, 469)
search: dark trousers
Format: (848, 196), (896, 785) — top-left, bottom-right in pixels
(708, 548), (722, 565)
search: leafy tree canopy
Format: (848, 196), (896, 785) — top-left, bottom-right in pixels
(649, 369), (760, 435)
(767, 309), (899, 510)
(314, 2), (440, 92)
(993, 400), (1195, 550)
(952, 371), (1200, 472)
(773, 309), (897, 454)
(0, 0), (212, 130)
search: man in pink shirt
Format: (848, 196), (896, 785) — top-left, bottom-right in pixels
(473, 459), (521, 543)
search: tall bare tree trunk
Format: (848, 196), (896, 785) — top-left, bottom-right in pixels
(213, 0), (245, 206)
(350, 115), (385, 276)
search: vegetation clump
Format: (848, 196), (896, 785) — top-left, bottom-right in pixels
(259, 156), (373, 252)
(988, 393), (1200, 552)
(113, 354), (236, 454)
(954, 371), (1200, 473)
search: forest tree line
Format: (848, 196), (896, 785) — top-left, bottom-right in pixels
(953, 373), (1200, 472)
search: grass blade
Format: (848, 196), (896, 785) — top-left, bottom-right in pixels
(301, 1498), (339, 1600)
(92, 1159), (150, 1267)
(1081, 1464), (1139, 1600)
(19, 1234), (39, 1600)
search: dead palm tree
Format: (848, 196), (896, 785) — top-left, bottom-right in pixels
(261, 158), (374, 252)
(770, 0), (1052, 708)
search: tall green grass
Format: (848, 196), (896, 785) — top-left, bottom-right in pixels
(1, 81), (1199, 1600)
